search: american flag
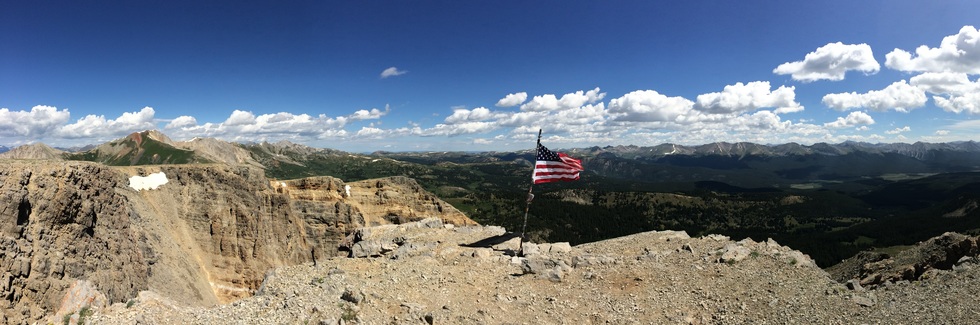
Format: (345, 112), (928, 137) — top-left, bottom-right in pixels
(533, 143), (583, 184)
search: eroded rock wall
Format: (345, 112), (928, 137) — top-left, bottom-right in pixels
(0, 161), (149, 324)
(0, 160), (476, 324)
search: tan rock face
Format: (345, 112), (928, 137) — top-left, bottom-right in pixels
(281, 176), (476, 228)
(0, 161), (149, 324)
(0, 161), (475, 324)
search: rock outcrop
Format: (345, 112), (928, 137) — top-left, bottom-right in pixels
(0, 161), (149, 324)
(828, 232), (980, 287)
(0, 160), (474, 324)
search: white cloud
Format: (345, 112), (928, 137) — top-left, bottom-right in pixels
(445, 107), (493, 124)
(552, 103), (606, 126)
(0, 105), (71, 138)
(885, 25), (980, 74)
(224, 110), (256, 126)
(520, 88), (605, 111)
(728, 110), (792, 131)
(885, 126), (911, 134)
(908, 72), (980, 114)
(349, 105), (390, 120)
(909, 72), (980, 95)
(380, 67), (407, 78)
(355, 127), (386, 138)
(495, 111), (549, 127)
(935, 130), (950, 135)
(59, 107), (157, 138)
(824, 111), (875, 128)
(694, 81), (803, 114)
(773, 42), (880, 82)
(165, 116), (198, 129)
(934, 92), (980, 114)
(822, 80), (926, 112)
(424, 121), (497, 136)
(495, 92), (528, 107)
(607, 90), (694, 122)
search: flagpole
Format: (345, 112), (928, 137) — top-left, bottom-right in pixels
(519, 128), (542, 256)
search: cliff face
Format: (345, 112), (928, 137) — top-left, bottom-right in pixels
(0, 161), (149, 324)
(280, 175), (476, 228)
(0, 161), (475, 324)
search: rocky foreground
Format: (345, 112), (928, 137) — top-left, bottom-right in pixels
(85, 218), (980, 324)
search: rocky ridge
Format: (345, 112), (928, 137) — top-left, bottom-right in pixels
(0, 160), (474, 324)
(0, 143), (64, 160)
(88, 218), (980, 324)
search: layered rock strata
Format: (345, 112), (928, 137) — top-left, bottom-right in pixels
(0, 160), (473, 324)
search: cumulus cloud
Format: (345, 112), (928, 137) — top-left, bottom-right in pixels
(59, 107), (157, 138)
(380, 67), (407, 78)
(165, 116), (198, 129)
(424, 121), (498, 136)
(908, 72), (980, 114)
(355, 126), (386, 138)
(728, 110), (792, 131)
(909, 72), (979, 95)
(167, 105), (392, 141)
(885, 126), (911, 134)
(350, 105), (390, 121)
(496, 92), (528, 107)
(934, 93), (980, 114)
(822, 80), (926, 112)
(607, 90), (694, 122)
(444, 107), (493, 124)
(553, 103), (606, 126)
(0, 105), (71, 138)
(773, 42), (880, 82)
(824, 111), (875, 128)
(224, 110), (256, 126)
(693, 81), (803, 114)
(521, 88), (605, 111)
(885, 26), (980, 74)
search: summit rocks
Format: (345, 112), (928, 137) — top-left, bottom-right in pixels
(89, 220), (980, 324)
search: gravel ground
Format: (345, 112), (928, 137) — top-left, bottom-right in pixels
(87, 223), (980, 324)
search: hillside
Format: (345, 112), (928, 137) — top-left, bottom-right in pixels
(0, 143), (64, 160)
(63, 130), (211, 165)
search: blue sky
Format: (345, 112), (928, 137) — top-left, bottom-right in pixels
(2, 1), (980, 152)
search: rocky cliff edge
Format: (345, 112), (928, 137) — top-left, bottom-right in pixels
(0, 160), (474, 324)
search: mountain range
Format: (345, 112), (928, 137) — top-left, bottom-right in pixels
(4, 131), (980, 259)
(3, 130), (980, 323)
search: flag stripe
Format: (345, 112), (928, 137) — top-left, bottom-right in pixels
(533, 143), (583, 184)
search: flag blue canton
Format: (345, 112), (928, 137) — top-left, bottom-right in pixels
(533, 144), (583, 184)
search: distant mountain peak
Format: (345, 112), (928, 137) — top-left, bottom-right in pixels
(0, 142), (65, 160)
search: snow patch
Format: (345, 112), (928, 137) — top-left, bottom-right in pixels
(129, 172), (169, 191)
